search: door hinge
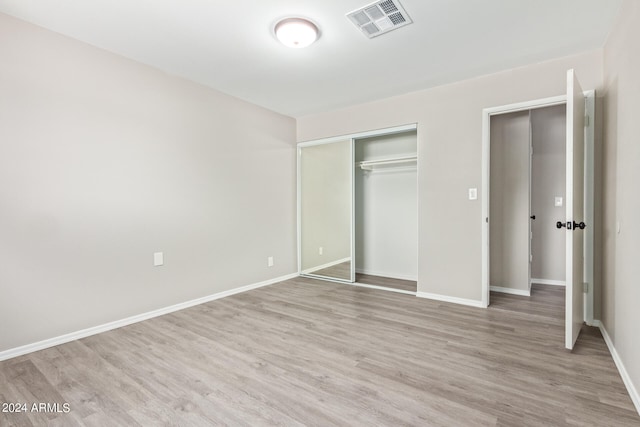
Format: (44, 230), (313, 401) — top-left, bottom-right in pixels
(583, 282), (589, 293)
(585, 115), (590, 127)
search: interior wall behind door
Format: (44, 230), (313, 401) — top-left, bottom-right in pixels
(490, 111), (531, 293)
(530, 105), (566, 284)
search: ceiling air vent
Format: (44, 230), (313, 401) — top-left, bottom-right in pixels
(347, 0), (413, 39)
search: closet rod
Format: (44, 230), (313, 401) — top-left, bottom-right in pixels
(358, 155), (417, 170)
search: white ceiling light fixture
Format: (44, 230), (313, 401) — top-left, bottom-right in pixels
(275, 17), (319, 48)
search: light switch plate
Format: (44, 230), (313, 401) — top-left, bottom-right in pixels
(154, 252), (164, 266)
(468, 188), (478, 200)
(555, 196), (563, 207)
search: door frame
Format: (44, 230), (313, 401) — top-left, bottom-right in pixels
(481, 91), (595, 325)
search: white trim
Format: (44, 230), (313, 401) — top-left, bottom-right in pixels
(565, 70), (576, 350)
(528, 110), (533, 297)
(297, 123), (417, 147)
(416, 292), (485, 308)
(297, 147), (302, 275)
(530, 278), (566, 286)
(350, 138), (356, 282)
(481, 108), (490, 307)
(482, 95), (567, 116)
(0, 273), (298, 362)
(598, 322), (640, 415)
(415, 127), (420, 290)
(301, 257), (351, 276)
(350, 281), (416, 296)
(490, 286), (531, 297)
(584, 90), (595, 325)
(355, 268), (417, 282)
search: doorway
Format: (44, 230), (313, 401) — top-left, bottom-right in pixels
(489, 105), (567, 297)
(481, 71), (595, 349)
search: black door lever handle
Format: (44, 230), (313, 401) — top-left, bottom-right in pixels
(556, 221), (566, 229)
(530, 215), (536, 220)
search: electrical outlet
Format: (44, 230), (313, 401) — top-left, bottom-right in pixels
(153, 252), (164, 266)
(319, 247), (323, 255)
(267, 256), (274, 267)
(555, 196), (563, 207)
(468, 188), (478, 200)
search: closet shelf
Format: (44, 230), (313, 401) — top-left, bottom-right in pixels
(358, 155), (417, 171)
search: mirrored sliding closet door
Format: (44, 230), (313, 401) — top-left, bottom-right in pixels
(299, 139), (354, 282)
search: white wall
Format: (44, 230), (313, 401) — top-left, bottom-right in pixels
(298, 50), (603, 303)
(602, 0), (640, 412)
(490, 111), (530, 293)
(355, 132), (417, 280)
(530, 105), (566, 283)
(0, 14), (297, 353)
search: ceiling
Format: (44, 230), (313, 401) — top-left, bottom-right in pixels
(0, 0), (624, 117)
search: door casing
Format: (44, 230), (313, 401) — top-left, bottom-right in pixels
(481, 91), (596, 326)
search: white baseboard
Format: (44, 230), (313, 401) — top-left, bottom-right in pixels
(0, 272), (298, 362)
(490, 286), (531, 297)
(597, 321), (640, 415)
(349, 281), (416, 296)
(302, 257), (350, 275)
(355, 268), (417, 282)
(416, 292), (485, 308)
(530, 278), (566, 286)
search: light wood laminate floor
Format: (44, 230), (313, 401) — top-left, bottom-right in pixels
(490, 283), (565, 320)
(1, 278), (638, 426)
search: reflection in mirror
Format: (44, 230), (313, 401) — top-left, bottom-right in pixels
(300, 140), (353, 282)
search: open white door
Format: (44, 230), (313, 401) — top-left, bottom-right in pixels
(565, 69), (586, 350)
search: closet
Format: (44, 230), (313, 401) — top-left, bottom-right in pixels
(489, 104), (566, 296)
(298, 126), (417, 294)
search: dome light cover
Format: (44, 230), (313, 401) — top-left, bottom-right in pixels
(275, 18), (319, 48)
